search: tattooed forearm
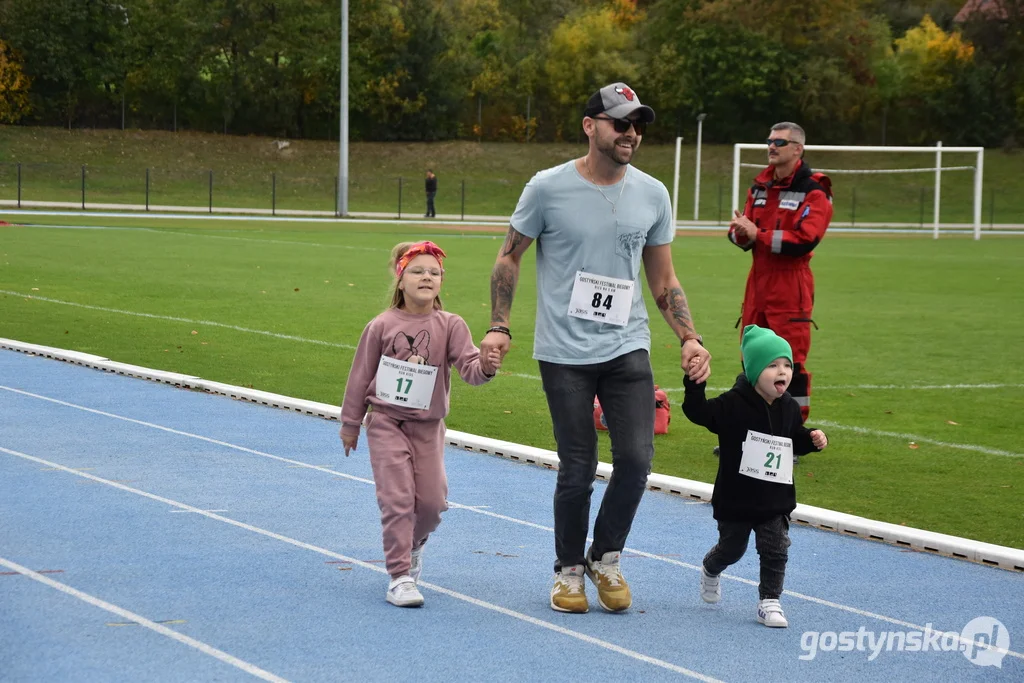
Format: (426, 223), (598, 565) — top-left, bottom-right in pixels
(656, 286), (694, 335)
(501, 227), (525, 257)
(491, 262), (518, 324)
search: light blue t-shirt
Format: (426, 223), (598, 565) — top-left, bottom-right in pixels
(510, 160), (674, 364)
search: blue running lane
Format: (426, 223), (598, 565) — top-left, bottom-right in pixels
(1, 349), (1022, 682)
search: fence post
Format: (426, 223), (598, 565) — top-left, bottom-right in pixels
(461, 180), (465, 220)
(398, 177), (403, 219)
(208, 170), (213, 213)
(81, 165), (86, 209)
(272, 173), (276, 216)
(145, 168), (150, 211)
(17, 162), (21, 208)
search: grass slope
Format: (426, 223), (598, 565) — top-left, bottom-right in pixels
(1, 126), (1021, 224)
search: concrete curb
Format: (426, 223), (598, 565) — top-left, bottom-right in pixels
(2, 337), (1022, 572)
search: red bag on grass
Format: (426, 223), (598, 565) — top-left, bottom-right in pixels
(594, 385), (671, 435)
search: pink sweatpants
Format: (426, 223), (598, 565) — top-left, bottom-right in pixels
(365, 411), (448, 578)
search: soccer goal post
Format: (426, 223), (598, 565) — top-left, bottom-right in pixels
(731, 143), (986, 240)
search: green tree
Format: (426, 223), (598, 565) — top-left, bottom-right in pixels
(544, 0), (643, 140)
(0, 0), (131, 127)
(0, 39), (31, 123)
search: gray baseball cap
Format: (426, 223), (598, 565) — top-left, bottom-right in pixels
(583, 82), (655, 122)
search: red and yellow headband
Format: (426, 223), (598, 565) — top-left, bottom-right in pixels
(396, 241), (447, 278)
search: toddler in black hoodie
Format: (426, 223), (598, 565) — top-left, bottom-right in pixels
(682, 325), (829, 628)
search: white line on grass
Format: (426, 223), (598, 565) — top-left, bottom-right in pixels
(0, 444), (722, 683)
(0, 554), (289, 682)
(19, 223), (389, 252)
(496, 373), (1024, 393)
(6, 290), (1021, 395)
(658, 383), (1024, 393)
(813, 420), (1022, 458)
(3, 292), (1020, 458)
(4, 383), (1021, 662)
(0, 209), (509, 228)
(0, 291), (357, 351)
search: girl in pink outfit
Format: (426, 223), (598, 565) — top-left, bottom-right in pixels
(340, 241), (501, 608)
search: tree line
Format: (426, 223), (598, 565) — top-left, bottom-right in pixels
(0, 0), (1021, 147)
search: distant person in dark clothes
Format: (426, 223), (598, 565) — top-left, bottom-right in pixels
(425, 170), (437, 218)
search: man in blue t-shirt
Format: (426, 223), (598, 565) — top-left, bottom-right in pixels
(480, 82), (713, 614)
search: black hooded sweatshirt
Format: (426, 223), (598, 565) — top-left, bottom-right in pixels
(682, 373), (823, 523)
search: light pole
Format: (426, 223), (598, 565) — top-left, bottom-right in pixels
(337, 0), (349, 217)
(693, 113), (707, 221)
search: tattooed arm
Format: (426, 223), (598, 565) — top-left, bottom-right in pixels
(481, 226), (534, 358)
(642, 244), (712, 382)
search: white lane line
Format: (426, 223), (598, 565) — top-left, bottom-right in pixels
(813, 420), (1023, 458)
(0, 385), (373, 485)
(618, 548), (1022, 662)
(3, 383), (1022, 657)
(0, 554), (288, 682)
(0, 291), (356, 351)
(0, 445), (721, 682)
(170, 509), (228, 514)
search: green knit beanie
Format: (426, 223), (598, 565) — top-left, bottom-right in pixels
(741, 325), (793, 384)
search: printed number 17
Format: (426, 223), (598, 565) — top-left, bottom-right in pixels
(396, 378), (413, 394)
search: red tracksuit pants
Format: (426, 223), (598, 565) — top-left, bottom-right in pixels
(741, 266), (814, 422)
(365, 411), (448, 578)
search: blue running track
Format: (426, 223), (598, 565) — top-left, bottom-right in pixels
(1, 349), (1022, 682)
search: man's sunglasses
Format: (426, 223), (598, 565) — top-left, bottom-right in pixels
(593, 116), (647, 136)
(766, 138), (799, 148)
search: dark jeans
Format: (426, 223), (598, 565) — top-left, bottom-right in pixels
(703, 514), (791, 599)
(425, 192), (436, 217)
(539, 349), (655, 571)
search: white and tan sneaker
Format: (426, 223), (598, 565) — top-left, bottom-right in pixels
(585, 550), (632, 612)
(550, 565), (589, 613)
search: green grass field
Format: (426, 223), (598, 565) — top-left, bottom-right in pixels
(1, 126), (1021, 225)
(1, 213), (1022, 549)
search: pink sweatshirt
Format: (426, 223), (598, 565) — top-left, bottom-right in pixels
(340, 308), (493, 437)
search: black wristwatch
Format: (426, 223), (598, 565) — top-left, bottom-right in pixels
(681, 333), (703, 347)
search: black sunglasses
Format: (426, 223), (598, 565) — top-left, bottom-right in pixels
(593, 116), (647, 136)
(766, 138), (799, 147)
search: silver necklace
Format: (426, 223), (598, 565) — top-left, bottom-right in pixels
(584, 157), (627, 213)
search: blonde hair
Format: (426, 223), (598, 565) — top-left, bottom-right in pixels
(388, 241), (444, 311)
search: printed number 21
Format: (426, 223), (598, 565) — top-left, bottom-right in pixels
(764, 452), (781, 469)
(396, 378), (413, 394)
(591, 293), (613, 310)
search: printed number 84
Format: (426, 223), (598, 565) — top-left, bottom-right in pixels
(591, 292), (613, 310)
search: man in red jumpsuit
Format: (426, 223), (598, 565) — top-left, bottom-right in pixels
(729, 122), (832, 422)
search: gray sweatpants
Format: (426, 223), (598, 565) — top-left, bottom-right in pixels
(703, 514), (791, 600)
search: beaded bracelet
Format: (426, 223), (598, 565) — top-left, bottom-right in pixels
(487, 326), (512, 340)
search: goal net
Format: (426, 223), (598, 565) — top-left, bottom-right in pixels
(731, 143), (986, 239)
